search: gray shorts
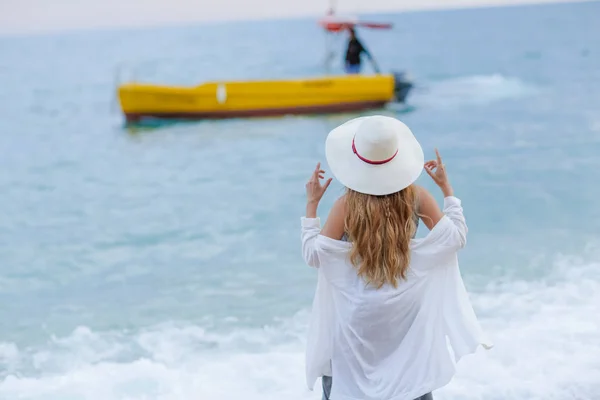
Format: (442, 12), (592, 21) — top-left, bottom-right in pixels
(321, 376), (433, 400)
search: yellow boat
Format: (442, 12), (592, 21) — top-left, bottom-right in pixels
(118, 73), (412, 123)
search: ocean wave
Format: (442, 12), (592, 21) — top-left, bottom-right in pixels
(413, 74), (537, 109)
(1, 250), (599, 400)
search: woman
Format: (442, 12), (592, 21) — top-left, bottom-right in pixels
(301, 116), (491, 400)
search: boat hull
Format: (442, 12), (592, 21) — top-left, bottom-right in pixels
(123, 100), (388, 123)
(118, 74), (408, 123)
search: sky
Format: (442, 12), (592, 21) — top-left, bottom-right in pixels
(0, 0), (592, 35)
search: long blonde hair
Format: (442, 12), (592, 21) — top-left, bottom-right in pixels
(345, 185), (417, 289)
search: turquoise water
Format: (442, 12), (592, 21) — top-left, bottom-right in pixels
(1, 1), (600, 399)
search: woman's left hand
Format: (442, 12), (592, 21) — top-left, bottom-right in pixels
(306, 162), (332, 205)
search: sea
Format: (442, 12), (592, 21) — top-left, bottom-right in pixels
(0, 1), (599, 399)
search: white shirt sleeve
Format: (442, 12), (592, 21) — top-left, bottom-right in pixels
(301, 217), (322, 268)
(442, 196), (468, 250)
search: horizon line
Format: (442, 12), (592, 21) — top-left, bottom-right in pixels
(0, 0), (596, 39)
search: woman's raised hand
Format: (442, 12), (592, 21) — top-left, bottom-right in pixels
(306, 162), (333, 205)
(424, 149), (453, 197)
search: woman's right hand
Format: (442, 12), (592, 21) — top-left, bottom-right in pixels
(424, 149), (454, 197)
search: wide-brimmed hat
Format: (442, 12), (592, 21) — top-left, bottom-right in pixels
(325, 115), (424, 196)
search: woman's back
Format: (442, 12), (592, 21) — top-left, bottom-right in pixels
(301, 116), (491, 400)
(303, 196), (481, 400)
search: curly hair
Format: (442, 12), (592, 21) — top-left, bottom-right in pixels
(344, 185), (418, 288)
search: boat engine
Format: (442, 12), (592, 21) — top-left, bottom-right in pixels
(392, 71), (413, 103)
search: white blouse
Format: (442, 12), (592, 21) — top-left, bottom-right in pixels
(301, 196), (492, 400)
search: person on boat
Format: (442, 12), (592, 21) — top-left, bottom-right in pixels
(301, 116), (491, 400)
(344, 27), (372, 74)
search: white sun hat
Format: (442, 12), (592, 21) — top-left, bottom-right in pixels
(325, 115), (424, 196)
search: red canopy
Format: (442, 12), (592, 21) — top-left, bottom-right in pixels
(318, 15), (393, 33)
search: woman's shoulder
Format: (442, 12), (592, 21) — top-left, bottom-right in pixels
(335, 192), (348, 203)
(320, 194), (347, 240)
(413, 185), (435, 205)
(331, 193), (348, 214)
(412, 185), (444, 230)
(413, 184), (428, 197)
